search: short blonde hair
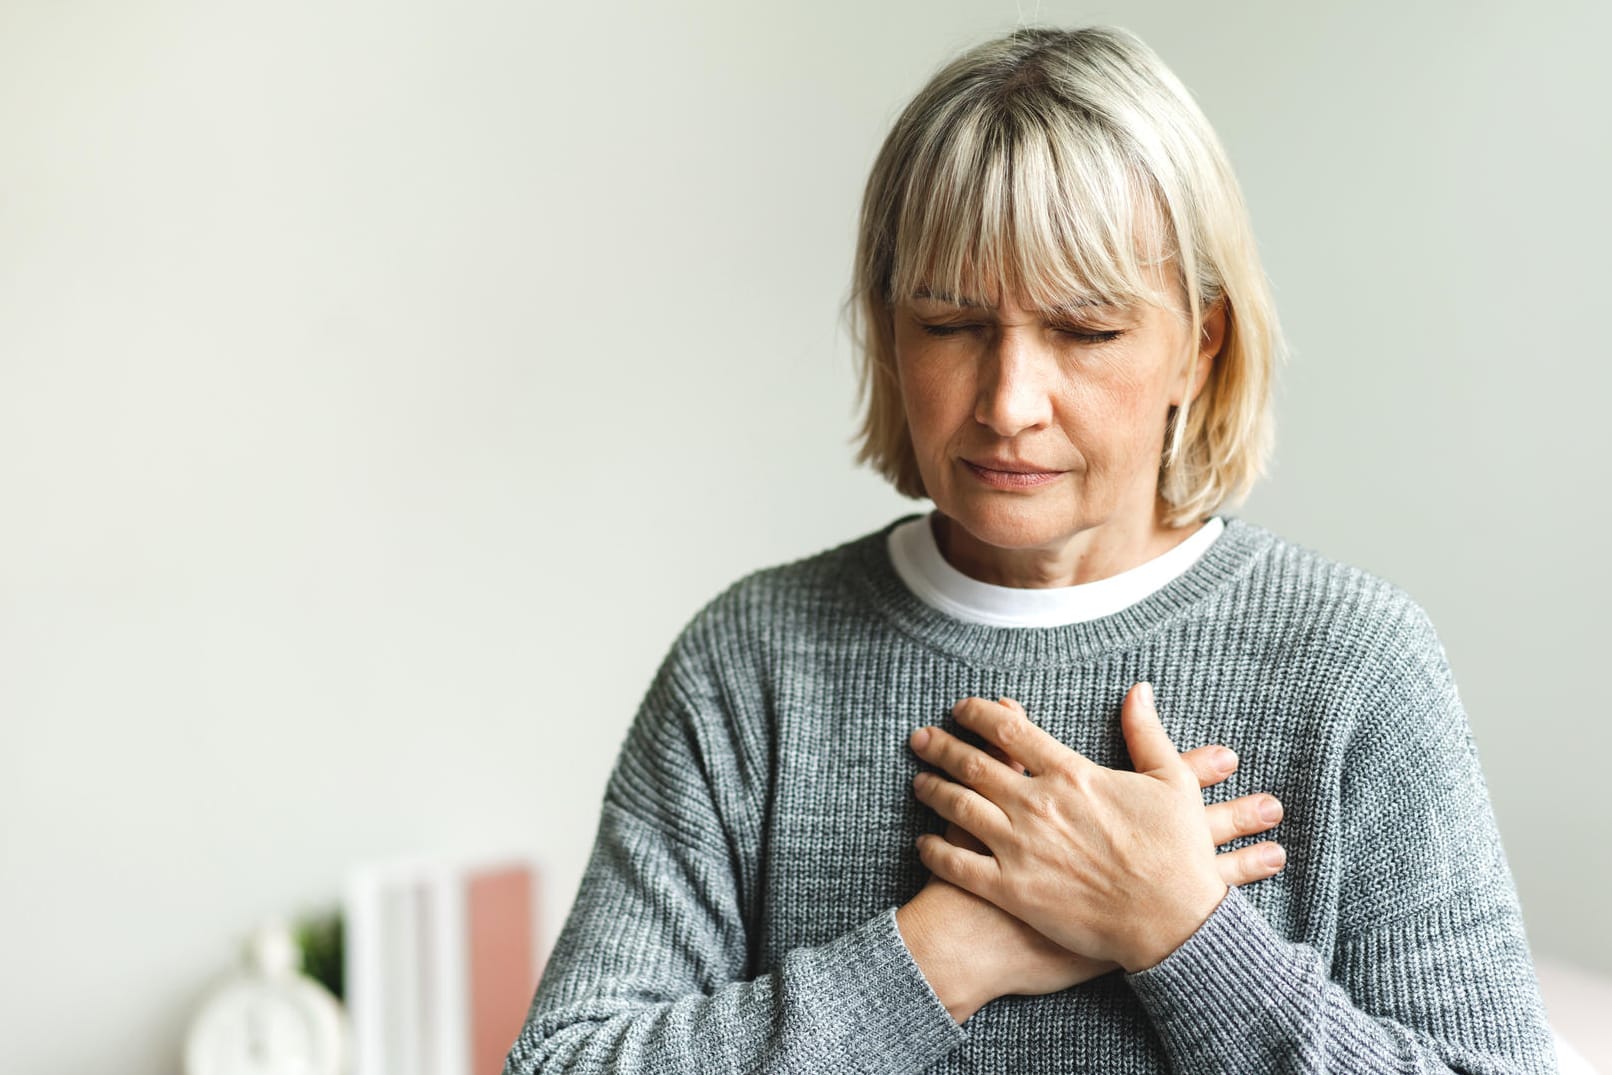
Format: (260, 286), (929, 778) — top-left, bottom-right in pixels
(847, 25), (1283, 526)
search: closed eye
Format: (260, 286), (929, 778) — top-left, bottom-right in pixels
(918, 323), (1124, 345)
(1057, 328), (1124, 344)
(918, 323), (980, 338)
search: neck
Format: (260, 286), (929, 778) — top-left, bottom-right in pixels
(933, 498), (1205, 589)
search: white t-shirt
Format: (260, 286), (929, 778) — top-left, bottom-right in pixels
(886, 512), (1226, 628)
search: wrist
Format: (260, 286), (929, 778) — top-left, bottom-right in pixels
(895, 889), (1000, 1024)
(1120, 880), (1229, 974)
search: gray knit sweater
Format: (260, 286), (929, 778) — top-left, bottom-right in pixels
(504, 515), (1556, 1074)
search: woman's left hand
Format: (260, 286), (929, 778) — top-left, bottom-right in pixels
(909, 683), (1229, 974)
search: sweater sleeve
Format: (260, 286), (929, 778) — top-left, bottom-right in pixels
(1121, 604), (1557, 1074)
(501, 634), (967, 1075)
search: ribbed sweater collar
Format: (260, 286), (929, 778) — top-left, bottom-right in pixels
(846, 513), (1278, 669)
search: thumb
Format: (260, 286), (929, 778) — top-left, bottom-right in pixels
(1121, 682), (1186, 781)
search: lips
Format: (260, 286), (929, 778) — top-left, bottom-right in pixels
(964, 458), (1062, 475)
(961, 459), (1065, 488)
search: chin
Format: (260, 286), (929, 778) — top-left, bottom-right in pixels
(940, 494), (1086, 551)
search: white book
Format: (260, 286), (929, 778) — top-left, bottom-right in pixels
(425, 858), (470, 1075)
(342, 864), (386, 1075)
(345, 856), (432, 1075)
(385, 874), (423, 1075)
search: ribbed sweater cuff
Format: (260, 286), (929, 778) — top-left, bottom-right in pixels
(795, 907), (967, 1068)
(1122, 885), (1301, 1045)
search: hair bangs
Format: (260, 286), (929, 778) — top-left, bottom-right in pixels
(886, 99), (1176, 318)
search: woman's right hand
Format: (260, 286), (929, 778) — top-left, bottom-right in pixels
(896, 732), (1286, 1025)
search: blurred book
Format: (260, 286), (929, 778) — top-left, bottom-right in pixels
(345, 854), (542, 1075)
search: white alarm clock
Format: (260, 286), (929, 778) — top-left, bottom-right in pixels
(184, 917), (351, 1075)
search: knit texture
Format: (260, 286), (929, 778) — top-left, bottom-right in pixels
(504, 515), (1557, 1074)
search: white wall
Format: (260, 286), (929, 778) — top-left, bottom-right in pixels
(2, 1), (1606, 1071)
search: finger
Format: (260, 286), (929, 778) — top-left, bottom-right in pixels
(983, 741), (1031, 777)
(1204, 793), (1284, 846)
(1181, 744), (1239, 789)
(1120, 682), (1189, 784)
(944, 821), (989, 854)
(915, 831), (1002, 898)
(913, 771), (1011, 844)
(996, 697), (1027, 761)
(983, 707), (1032, 775)
(910, 725), (1021, 800)
(952, 696), (1086, 778)
(1214, 841), (1287, 887)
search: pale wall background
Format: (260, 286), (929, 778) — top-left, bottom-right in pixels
(2, 1), (1608, 1072)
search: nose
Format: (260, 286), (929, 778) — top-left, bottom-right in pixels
(974, 328), (1054, 437)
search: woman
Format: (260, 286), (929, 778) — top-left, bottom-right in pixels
(504, 25), (1555, 1074)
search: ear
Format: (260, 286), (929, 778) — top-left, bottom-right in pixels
(1172, 299), (1227, 407)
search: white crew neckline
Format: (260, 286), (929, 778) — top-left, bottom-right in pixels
(886, 512), (1226, 628)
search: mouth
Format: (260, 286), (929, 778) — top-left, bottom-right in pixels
(961, 459), (1065, 488)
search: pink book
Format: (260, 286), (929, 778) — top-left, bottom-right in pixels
(467, 864), (541, 1075)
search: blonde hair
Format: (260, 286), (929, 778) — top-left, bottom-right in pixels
(847, 25), (1282, 526)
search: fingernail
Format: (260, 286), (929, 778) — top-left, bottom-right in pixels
(1215, 748), (1238, 771)
(1259, 797), (1283, 824)
(1262, 845), (1287, 869)
(911, 727), (931, 750)
(1139, 682), (1155, 707)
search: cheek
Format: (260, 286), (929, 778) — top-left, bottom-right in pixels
(899, 362), (971, 449)
(1059, 366), (1171, 464)
(1109, 378), (1164, 437)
